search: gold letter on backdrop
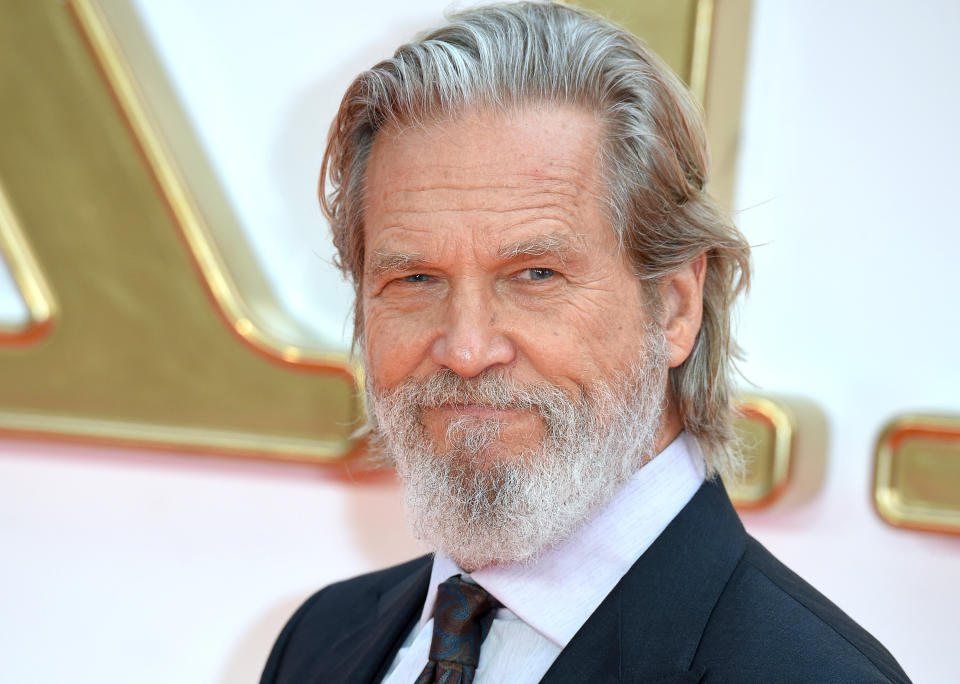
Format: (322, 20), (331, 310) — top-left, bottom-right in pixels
(875, 415), (960, 535)
(0, 1), (361, 462)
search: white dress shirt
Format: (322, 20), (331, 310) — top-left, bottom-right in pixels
(382, 432), (706, 683)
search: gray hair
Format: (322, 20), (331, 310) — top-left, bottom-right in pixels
(320, 1), (751, 477)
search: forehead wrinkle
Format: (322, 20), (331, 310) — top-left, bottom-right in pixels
(379, 204), (577, 221)
(378, 163), (591, 197)
(382, 184), (583, 207)
(389, 155), (590, 177)
(377, 189), (591, 227)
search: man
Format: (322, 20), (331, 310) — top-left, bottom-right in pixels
(262, 2), (909, 682)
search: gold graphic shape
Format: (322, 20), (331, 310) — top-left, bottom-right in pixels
(874, 415), (960, 535)
(74, 0), (347, 365)
(727, 395), (828, 509)
(573, 0), (753, 212)
(728, 395), (794, 508)
(0, 1), (361, 462)
(0, 182), (56, 345)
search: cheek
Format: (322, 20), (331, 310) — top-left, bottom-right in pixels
(363, 303), (433, 388)
(544, 290), (648, 378)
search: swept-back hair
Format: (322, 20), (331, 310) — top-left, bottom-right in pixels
(321, 1), (751, 477)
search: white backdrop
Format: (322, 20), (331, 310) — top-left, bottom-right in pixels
(1, 1), (958, 682)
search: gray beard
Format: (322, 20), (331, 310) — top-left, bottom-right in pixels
(366, 327), (668, 571)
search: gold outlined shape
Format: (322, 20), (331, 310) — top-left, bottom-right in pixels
(0, 182), (57, 346)
(70, 0), (357, 382)
(689, 0), (715, 104)
(874, 414), (960, 535)
(728, 395), (795, 509)
(0, 1), (363, 463)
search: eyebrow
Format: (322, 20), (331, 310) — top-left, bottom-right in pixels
(367, 249), (429, 280)
(497, 232), (582, 261)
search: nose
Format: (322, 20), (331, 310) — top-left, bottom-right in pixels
(429, 285), (516, 378)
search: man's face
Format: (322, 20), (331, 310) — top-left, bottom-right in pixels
(362, 105), (665, 458)
(357, 106), (683, 569)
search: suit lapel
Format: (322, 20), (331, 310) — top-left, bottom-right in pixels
(540, 480), (746, 684)
(323, 559), (432, 684)
(538, 586), (622, 684)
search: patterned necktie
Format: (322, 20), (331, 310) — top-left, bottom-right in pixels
(415, 574), (501, 684)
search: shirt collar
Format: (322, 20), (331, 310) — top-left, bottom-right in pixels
(419, 432), (706, 647)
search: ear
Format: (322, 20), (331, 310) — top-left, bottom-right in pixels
(658, 253), (706, 369)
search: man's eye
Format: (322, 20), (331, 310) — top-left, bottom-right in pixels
(402, 274), (432, 283)
(525, 268), (555, 281)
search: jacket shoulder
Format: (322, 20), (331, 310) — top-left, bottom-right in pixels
(697, 537), (910, 683)
(260, 555), (432, 684)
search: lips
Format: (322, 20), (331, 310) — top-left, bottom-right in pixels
(432, 403), (523, 418)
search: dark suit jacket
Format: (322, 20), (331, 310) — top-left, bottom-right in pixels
(261, 479), (910, 683)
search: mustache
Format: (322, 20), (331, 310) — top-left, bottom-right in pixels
(380, 368), (578, 417)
